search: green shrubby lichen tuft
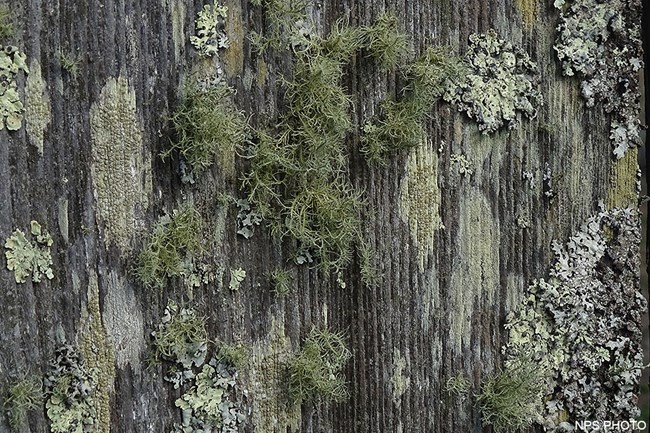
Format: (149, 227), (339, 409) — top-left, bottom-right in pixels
(289, 327), (351, 403)
(4, 220), (54, 284)
(502, 207), (646, 431)
(247, 0), (308, 52)
(443, 30), (541, 134)
(3, 374), (43, 431)
(165, 83), (249, 178)
(444, 373), (470, 397)
(0, 46), (28, 131)
(477, 358), (548, 433)
(270, 267), (292, 297)
(362, 14), (410, 69)
(553, 0), (643, 158)
(190, 4), (230, 57)
(137, 204), (203, 289)
(44, 345), (98, 433)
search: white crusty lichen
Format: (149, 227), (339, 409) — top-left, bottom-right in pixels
(554, 0), (643, 158)
(443, 30), (541, 134)
(0, 45), (28, 131)
(502, 207), (646, 431)
(190, 4), (230, 57)
(4, 220), (54, 283)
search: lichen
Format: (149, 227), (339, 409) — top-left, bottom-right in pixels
(89, 76), (151, 254)
(390, 349), (410, 404)
(24, 60), (52, 155)
(236, 199), (262, 239)
(228, 268), (246, 291)
(4, 220), (54, 284)
(0, 46), (28, 131)
(190, 4), (229, 57)
(44, 344), (98, 433)
(450, 153), (474, 177)
(398, 145), (443, 272)
(553, 0), (642, 158)
(502, 207), (646, 431)
(79, 273), (116, 433)
(445, 373), (470, 397)
(515, 0), (538, 27)
(443, 29), (541, 134)
(3, 374), (43, 431)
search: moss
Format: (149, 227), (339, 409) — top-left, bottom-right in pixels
(4, 220), (54, 284)
(0, 46), (28, 131)
(90, 76), (152, 254)
(390, 348), (410, 404)
(164, 83), (248, 178)
(288, 327), (351, 403)
(398, 145), (443, 271)
(3, 375), (43, 431)
(217, 342), (250, 370)
(477, 358), (547, 433)
(136, 203), (203, 289)
(79, 273), (116, 433)
(24, 60), (52, 155)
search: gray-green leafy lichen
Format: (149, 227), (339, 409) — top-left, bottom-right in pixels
(443, 30), (541, 134)
(44, 345), (98, 433)
(236, 199), (261, 239)
(4, 220), (54, 283)
(229, 268), (246, 291)
(502, 207), (646, 431)
(554, 0), (642, 158)
(0, 45), (28, 131)
(190, 4), (229, 58)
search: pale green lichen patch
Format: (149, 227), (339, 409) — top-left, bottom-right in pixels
(398, 144), (442, 272)
(390, 348), (410, 404)
(554, 0), (642, 158)
(242, 317), (300, 433)
(0, 46), (28, 131)
(502, 207), (645, 431)
(228, 268), (246, 291)
(443, 30), (541, 134)
(3, 374), (43, 430)
(190, 4), (229, 57)
(79, 273), (116, 433)
(169, 0), (186, 61)
(4, 220), (54, 284)
(25, 60), (52, 155)
(90, 76), (151, 254)
(44, 344), (98, 433)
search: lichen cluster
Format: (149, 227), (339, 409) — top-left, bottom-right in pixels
(554, 0), (643, 158)
(3, 375), (43, 430)
(235, 199), (261, 239)
(502, 207), (645, 431)
(153, 303), (246, 432)
(4, 220), (54, 284)
(443, 29), (541, 134)
(190, 4), (230, 58)
(44, 345), (98, 433)
(228, 268), (246, 291)
(0, 45), (28, 131)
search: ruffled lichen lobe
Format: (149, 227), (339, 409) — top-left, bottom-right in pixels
(89, 76), (151, 254)
(443, 30), (541, 134)
(502, 207), (646, 431)
(553, 0), (643, 158)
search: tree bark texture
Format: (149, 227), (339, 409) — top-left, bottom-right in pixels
(0, 0), (644, 432)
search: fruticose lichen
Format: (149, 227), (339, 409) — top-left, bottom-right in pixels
(553, 0), (643, 158)
(25, 60), (52, 155)
(445, 373), (470, 397)
(443, 30), (541, 134)
(90, 76), (151, 254)
(0, 46), (28, 131)
(190, 4), (229, 57)
(502, 207), (646, 431)
(3, 374), (43, 430)
(44, 344), (98, 433)
(4, 220), (54, 284)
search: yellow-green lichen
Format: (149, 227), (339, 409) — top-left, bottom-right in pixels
(391, 348), (410, 404)
(79, 273), (116, 433)
(606, 147), (638, 209)
(0, 46), (28, 131)
(3, 374), (43, 431)
(89, 76), (151, 254)
(223, 0), (244, 77)
(515, 0), (538, 27)
(229, 267), (246, 291)
(242, 317), (300, 433)
(398, 144), (442, 272)
(25, 60), (52, 155)
(4, 220), (54, 284)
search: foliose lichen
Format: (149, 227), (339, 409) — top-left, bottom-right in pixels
(4, 220), (54, 284)
(553, 0), (643, 158)
(0, 45), (28, 131)
(44, 344), (98, 433)
(235, 199), (261, 239)
(228, 268), (246, 291)
(502, 207), (646, 431)
(443, 30), (541, 134)
(190, 4), (230, 58)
